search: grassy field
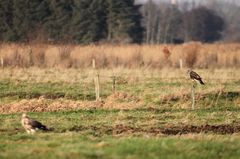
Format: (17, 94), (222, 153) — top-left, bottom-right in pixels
(0, 68), (240, 158)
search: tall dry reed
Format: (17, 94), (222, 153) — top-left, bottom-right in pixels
(0, 42), (239, 69)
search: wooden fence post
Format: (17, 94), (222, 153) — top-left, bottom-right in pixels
(112, 76), (116, 93)
(191, 83), (195, 110)
(92, 59), (100, 101)
(95, 73), (100, 101)
(179, 59), (183, 70)
(0, 57), (3, 68)
(92, 59), (96, 69)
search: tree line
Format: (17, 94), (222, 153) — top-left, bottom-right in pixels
(142, 1), (225, 44)
(0, 0), (238, 44)
(0, 0), (143, 44)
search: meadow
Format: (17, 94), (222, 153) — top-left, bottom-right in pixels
(0, 43), (240, 158)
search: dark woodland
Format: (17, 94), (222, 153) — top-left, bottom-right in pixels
(0, 0), (239, 44)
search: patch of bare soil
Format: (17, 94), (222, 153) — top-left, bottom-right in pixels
(2, 123), (240, 135)
(66, 124), (240, 135)
(161, 124), (240, 135)
(0, 92), (143, 114)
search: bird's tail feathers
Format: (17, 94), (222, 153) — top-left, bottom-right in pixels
(39, 125), (54, 131)
(40, 125), (48, 131)
(199, 79), (204, 85)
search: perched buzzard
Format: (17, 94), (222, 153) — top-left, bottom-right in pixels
(21, 113), (49, 134)
(187, 69), (204, 85)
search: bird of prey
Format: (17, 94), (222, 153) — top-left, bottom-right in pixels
(21, 113), (49, 134)
(187, 69), (204, 85)
(162, 46), (171, 59)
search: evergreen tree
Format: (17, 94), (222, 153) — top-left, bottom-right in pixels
(0, 0), (144, 44)
(0, 0), (14, 41)
(11, 0), (28, 41)
(44, 0), (73, 42)
(106, 0), (143, 43)
(11, 0), (50, 42)
(71, 0), (107, 44)
(26, 0), (50, 41)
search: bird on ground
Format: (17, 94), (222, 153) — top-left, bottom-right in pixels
(187, 69), (205, 85)
(21, 113), (49, 134)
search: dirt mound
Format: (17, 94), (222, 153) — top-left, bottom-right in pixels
(112, 124), (240, 135)
(63, 123), (240, 135)
(162, 124), (240, 135)
(0, 93), (143, 113)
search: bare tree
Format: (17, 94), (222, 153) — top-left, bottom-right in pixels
(142, 0), (158, 44)
(205, 0), (240, 42)
(142, 1), (182, 44)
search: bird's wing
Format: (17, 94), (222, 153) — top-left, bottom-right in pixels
(28, 118), (45, 129)
(190, 71), (202, 80)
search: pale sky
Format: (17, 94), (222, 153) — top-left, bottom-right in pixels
(136, 0), (238, 4)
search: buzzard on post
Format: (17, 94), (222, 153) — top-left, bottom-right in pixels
(187, 69), (204, 85)
(21, 113), (49, 134)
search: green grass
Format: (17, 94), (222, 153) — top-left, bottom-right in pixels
(1, 133), (240, 159)
(0, 80), (97, 101)
(0, 68), (240, 158)
(1, 110), (240, 159)
(0, 77), (239, 106)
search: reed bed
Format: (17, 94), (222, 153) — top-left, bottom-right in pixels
(0, 42), (240, 68)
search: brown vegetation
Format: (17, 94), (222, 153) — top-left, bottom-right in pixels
(0, 92), (143, 114)
(0, 42), (240, 69)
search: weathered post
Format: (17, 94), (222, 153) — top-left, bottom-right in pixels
(95, 73), (100, 100)
(92, 59), (96, 69)
(191, 83), (195, 110)
(0, 57), (3, 68)
(112, 76), (116, 93)
(179, 59), (183, 70)
(92, 59), (100, 101)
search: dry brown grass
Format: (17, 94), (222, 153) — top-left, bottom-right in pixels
(0, 42), (240, 68)
(0, 92), (144, 114)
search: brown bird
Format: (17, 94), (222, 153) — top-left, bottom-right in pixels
(162, 46), (171, 59)
(187, 69), (204, 85)
(21, 113), (49, 134)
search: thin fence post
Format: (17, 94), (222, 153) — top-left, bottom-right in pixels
(92, 58), (100, 101)
(191, 83), (195, 110)
(179, 59), (183, 70)
(95, 73), (100, 101)
(0, 57), (3, 68)
(92, 59), (96, 69)
(112, 76), (116, 93)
